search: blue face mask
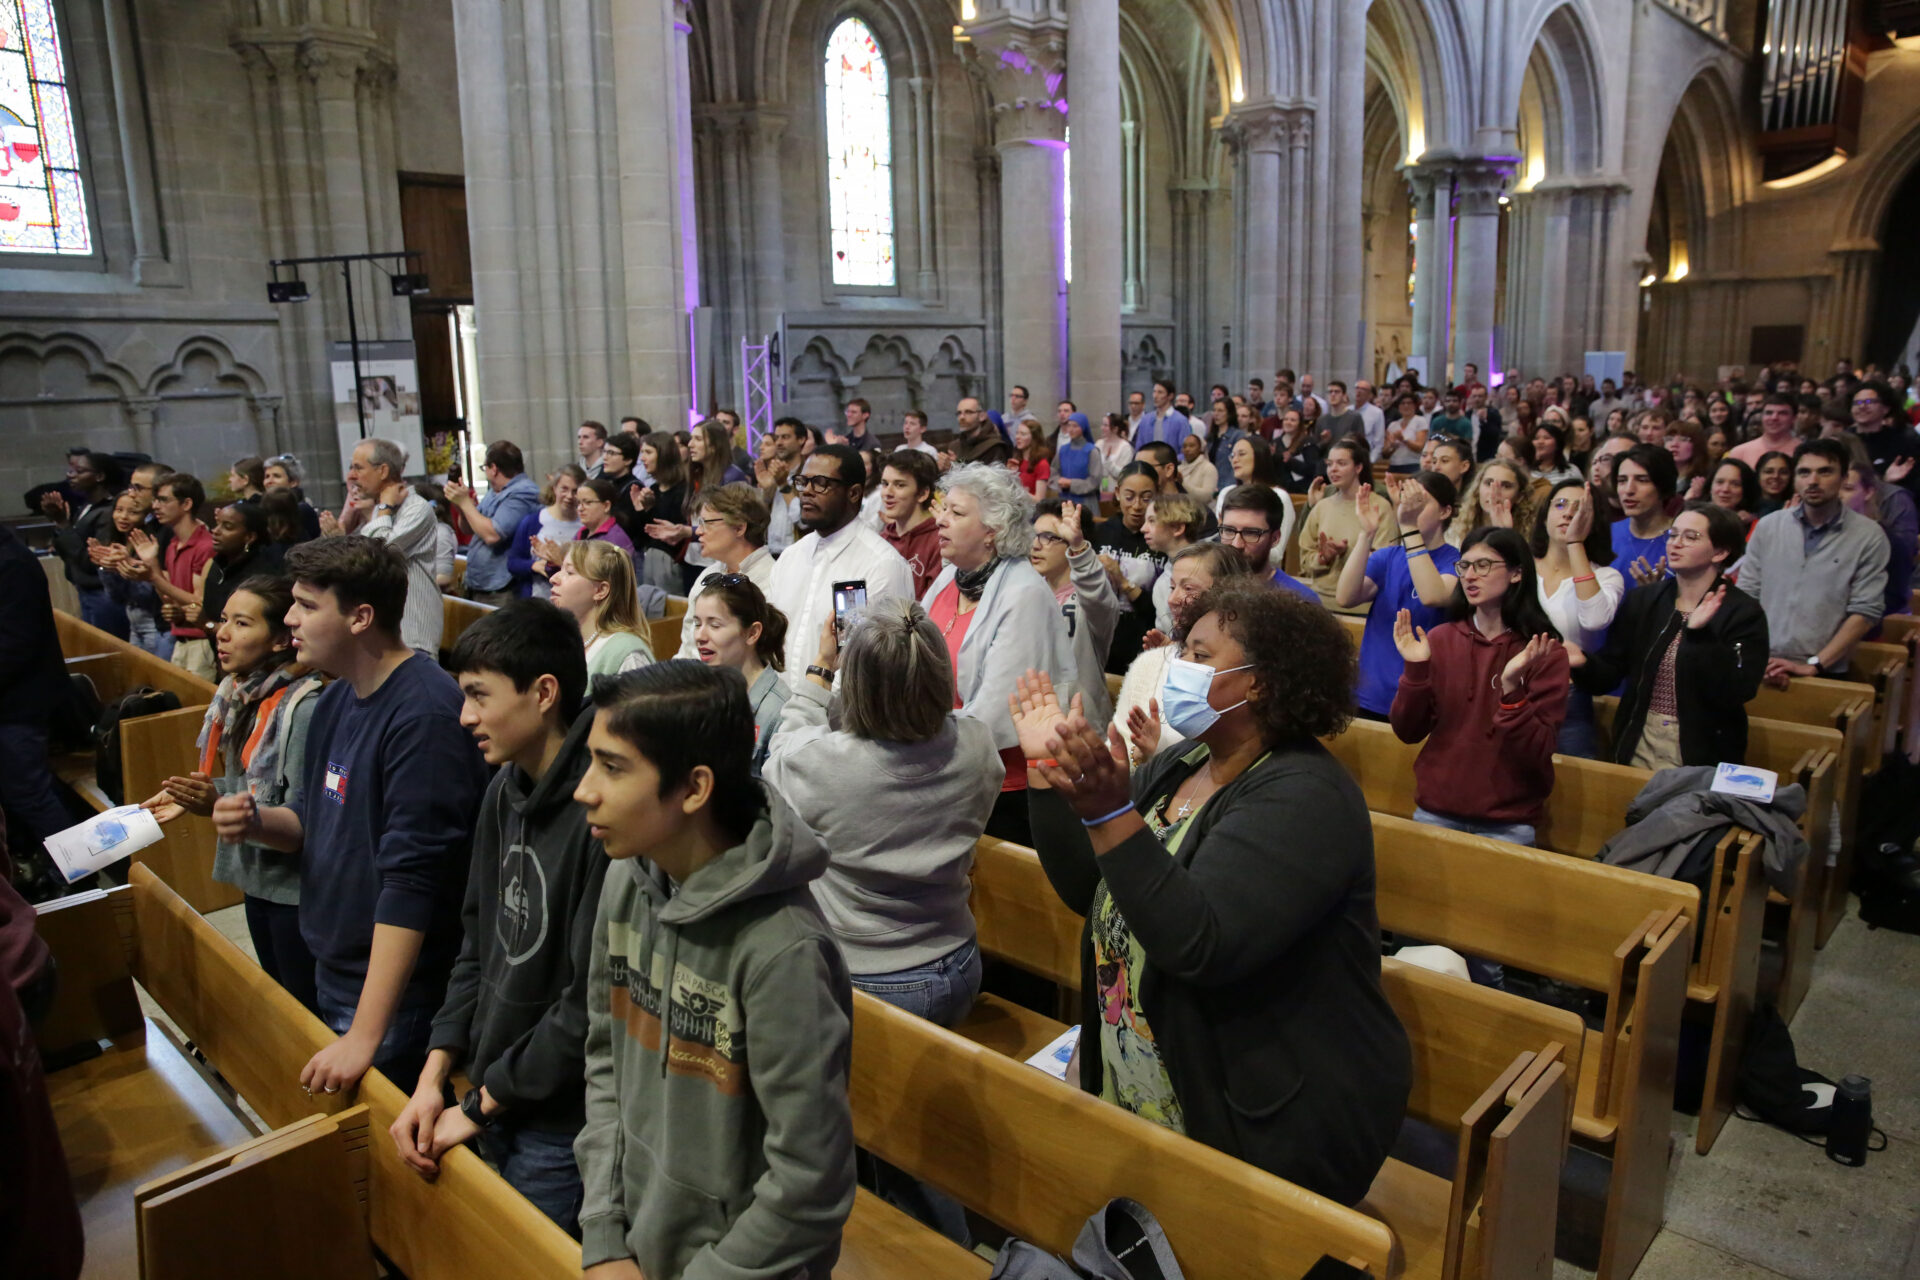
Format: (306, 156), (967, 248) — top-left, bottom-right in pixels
(1158, 657), (1253, 739)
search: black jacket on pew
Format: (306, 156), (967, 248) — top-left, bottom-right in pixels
(1029, 738), (1411, 1207)
(1572, 572), (1769, 768)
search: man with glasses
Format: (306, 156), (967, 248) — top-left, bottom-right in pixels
(1217, 485), (1317, 603)
(1848, 381), (1920, 500)
(764, 444), (912, 688)
(1742, 438), (1888, 686)
(953, 396), (1011, 466)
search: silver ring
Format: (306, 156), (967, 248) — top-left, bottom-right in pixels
(324, 1085), (340, 1093)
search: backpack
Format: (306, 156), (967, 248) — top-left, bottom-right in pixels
(93, 686), (182, 805)
(1736, 1002), (1835, 1136)
(51, 672), (103, 754)
(988, 1198), (1188, 1280)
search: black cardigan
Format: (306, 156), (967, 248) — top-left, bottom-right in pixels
(1572, 572), (1769, 767)
(1028, 739), (1410, 1207)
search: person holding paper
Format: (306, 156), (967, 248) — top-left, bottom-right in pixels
(142, 575), (324, 1011)
(212, 537), (487, 1097)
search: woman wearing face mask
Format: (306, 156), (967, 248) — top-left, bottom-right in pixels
(549, 539), (655, 681)
(141, 576), (324, 1011)
(924, 464), (1077, 844)
(689, 574), (791, 772)
(1390, 527), (1568, 856)
(509, 464), (585, 599)
(1113, 545), (1252, 768)
(1010, 587), (1410, 1207)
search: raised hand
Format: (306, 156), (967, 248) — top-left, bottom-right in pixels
(127, 527), (161, 566)
(1500, 633), (1561, 697)
(1686, 475), (1707, 500)
(632, 483), (655, 511)
(1392, 608), (1430, 663)
(1485, 495), (1513, 528)
(1034, 712), (1134, 821)
(1889, 456), (1915, 484)
(1059, 499), (1086, 549)
(444, 479), (471, 506)
(644, 520), (690, 546)
(1008, 669), (1076, 764)
(1395, 477), (1427, 526)
(318, 509), (343, 537)
(161, 771), (218, 817)
(1307, 476), (1327, 508)
(39, 490), (70, 524)
(1125, 697), (1163, 767)
(1316, 531), (1350, 565)
(1628, 555), (1667, 587)
(1686, 583), (1727, 631)
(1140, 628), (1171, 651)
(1353, 484), (1380, 537)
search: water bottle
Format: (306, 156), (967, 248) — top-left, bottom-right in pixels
(1827, 1075), (1873, 1167)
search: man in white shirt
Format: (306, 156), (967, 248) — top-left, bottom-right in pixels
(1125, 389), (1146, 438)
(1353, 380), (1388, 456)
(896, 409), (939, 458)
(1297, 373), (1329, 416)
(755, 416), (807, 554)
(766, 444), (913, 689)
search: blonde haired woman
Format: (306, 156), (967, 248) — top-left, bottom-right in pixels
(1448, 459), (1537, 549)
(549, 539), (655, 680)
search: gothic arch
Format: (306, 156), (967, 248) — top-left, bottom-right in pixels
(0, 331), (143, 401)
(1514, 2), (1605, 180)
(748, 0), (945, 104)
(1840, 109), (1920, 249)
(1365, 0), (1470, 161)
(147, 335), (269, 399)
(1652, 66), (1750, 277)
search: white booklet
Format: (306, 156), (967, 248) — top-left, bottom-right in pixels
(1025, 1024), (1080, 1082)
(45, 805), (164, 884)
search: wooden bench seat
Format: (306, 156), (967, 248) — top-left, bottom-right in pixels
(442, 591), (689, 664)
(962, 837), (1581, 1280)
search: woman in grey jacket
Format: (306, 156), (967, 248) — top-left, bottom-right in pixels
(921, 463), (1079, 843)
(764, 600), (1000, 1026)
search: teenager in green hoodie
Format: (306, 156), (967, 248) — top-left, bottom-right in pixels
(573, 661), (854, 1280)
(390, 600), (607, 1235)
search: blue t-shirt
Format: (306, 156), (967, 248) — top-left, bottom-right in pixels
(1270, 566), (1320, 603)
(1610, 519), (1671, 578)
(1355, 542), (1461, 714)
(466, 472), (544, 591)
(292, 654), (490, 1005)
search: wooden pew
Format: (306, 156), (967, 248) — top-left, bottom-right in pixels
(967, 826), (1687, 1280)
(1323, 718), (1756, 1164)
(51, 613), (235, 913)
(856, 991), (1411, 1279)
(1748, 679), (1877, 944)
(1843, 640), (1907, 760)
(442, 591), (688, 666)
(651, 595), (689, 661)
(1880, 614), (1919, 759)
(48, 866), (980, 1280)
(1593, 697), (1840, 1023)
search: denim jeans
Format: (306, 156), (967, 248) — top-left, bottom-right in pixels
(1556, 687), (1599, 759)
(852, 939), (983, 1030)
(78, 586), (130, 640)
(314, 969), (437, 1090)
(0, 721), (83, 860)
(243, 896), (318, 1014)
(853, 940), (982, 1246)
(1411, 807), (1538, 989)
(480, 1124), (584, 1237)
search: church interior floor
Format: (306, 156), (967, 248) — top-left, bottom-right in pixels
(137, 900), (1920, 1280)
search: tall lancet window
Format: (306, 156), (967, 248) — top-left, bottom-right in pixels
(0, 0), (90, 255)
(823, 17), (894, 287)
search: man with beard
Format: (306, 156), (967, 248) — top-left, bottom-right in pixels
(765, 445), (912, 688)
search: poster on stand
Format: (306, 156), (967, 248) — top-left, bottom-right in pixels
(331, 341), (428, 483)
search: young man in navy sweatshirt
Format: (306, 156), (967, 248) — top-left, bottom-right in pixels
(213, 536), (487, 1096)
(389, 600), (606, 1235)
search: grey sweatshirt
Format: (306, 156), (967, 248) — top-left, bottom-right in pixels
(764, 678), (1001, 973)
(576, 790), (855, 1279)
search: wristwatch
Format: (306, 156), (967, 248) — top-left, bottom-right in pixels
(1806, 655), (1823, 672)
(806, 664), (835, 683)
(460, 1086), (496, 1130)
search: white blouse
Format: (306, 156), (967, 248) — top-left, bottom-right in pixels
(1537, 564), (1626, 651)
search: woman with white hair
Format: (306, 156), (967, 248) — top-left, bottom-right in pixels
(923, 463), (1077, 843)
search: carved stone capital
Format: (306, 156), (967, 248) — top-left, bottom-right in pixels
(1452, 160), (1515, 217)
(1219, 102), (1299, 156)
(964, 13), (1068, 146)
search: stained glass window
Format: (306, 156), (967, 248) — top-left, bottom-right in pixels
(824, 18), (893, 287)
(0, 0), (89, 255)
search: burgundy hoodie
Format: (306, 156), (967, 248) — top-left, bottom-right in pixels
(1389, 619), (1570, 826)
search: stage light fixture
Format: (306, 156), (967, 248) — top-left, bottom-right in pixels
(390, 272), (431, 296)
(267, 279), (310, 304)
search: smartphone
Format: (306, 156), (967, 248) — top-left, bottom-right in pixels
(832, 579), (868, 637)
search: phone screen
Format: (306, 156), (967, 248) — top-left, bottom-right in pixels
(832, 580), (868, 631)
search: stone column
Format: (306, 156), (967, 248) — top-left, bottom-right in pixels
(966, 13), (1069, 412)
(1065, 0), (1121, 416)
(1223, 104), (1288, 386)
(451, 0), (699, 462)
(1451, 161), (1510, 388)
(232, 12), (404, 494)
(1405, 164), (1447, 379)
(1824, 246), (1879, 370)
(124, 397), (160, 460)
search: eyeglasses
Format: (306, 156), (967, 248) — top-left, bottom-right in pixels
(1217, 525), (1271, 544)
(1455, 557), (1508, 577)
(1852, 398), (1879, 408)
(791, 474), (851, 494)
(697, 516), (738, 532)
(1031, 531), (1066, 549)
(1664, 528), (1706, 545)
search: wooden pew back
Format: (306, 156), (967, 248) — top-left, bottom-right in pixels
(125, 865), (582, 1280)
(851, 989), (1400, 1279)
(55, 611), (217, 709)
(442, 595), (496, 656)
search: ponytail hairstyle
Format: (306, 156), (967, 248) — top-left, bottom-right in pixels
(838, 598), (955, 742)
(700, 574), (789, 673)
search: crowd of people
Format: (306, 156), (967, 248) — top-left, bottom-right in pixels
(7, 354), (1919, 1279)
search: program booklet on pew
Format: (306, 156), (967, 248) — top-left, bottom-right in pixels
(44, 805), (164, 884)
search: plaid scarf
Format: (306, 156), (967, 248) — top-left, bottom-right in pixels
(198, 657), (314, 796)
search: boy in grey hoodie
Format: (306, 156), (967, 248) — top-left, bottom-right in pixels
(574, 661), (854, 1280)
(390, 600), (607, 1235)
